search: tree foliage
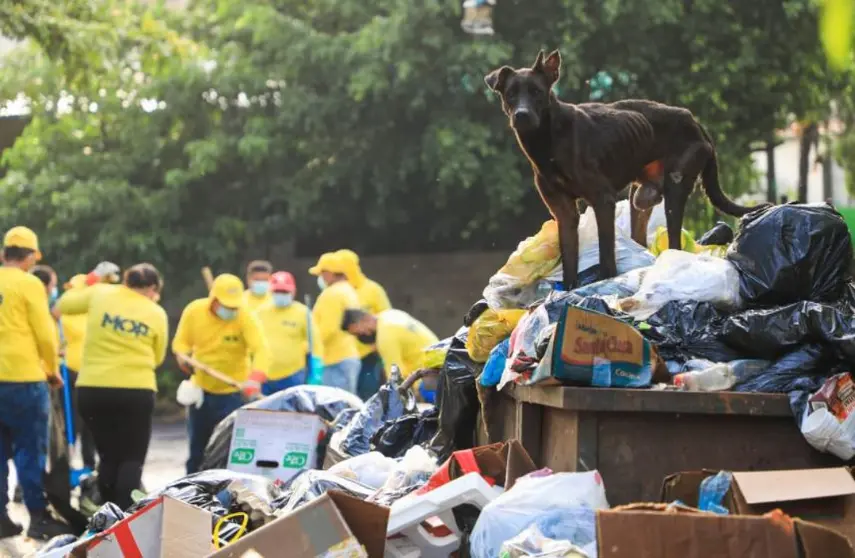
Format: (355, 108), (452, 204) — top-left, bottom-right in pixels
(0, 0), (847, 289)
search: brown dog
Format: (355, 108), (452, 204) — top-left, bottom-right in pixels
(485, 50), (657, 286)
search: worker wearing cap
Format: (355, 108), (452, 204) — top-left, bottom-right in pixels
(341, 308), (439, 395)
(309, 253), (361, 394)
(0, 227), (70, 540)
(243, 260), (273, 313)
(255, 272), (323, 396)
(335, 250), (392, 400)
(172, 273), (271, 474)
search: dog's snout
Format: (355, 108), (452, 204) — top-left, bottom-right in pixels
(512, 108), (537, 129)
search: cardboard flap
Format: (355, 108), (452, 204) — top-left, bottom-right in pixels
(327, 491), (389, 558)
(733, 468), (855, 505)
(795, 518), (855, 558)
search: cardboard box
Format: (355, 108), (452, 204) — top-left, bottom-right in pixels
(661, 467), (855, 545)
(228, 409), (326, 483)
(597, 504), (855, 558)
(41, 496), (212, 558)
(546, 305), (664, 388)
(207, 491), (389, 558)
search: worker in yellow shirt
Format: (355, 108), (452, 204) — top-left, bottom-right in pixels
(59, 274), (97, 471)
(308, 253), (361, 394)
(0, 226), (70, 541)
(55, 263), (168, 510)
(172, 273), (271, 474)
(255, 271), (323, 395)
(341, 308), (439, 398)
(336, 249), (392, 400)
(243, 260), (273, 313)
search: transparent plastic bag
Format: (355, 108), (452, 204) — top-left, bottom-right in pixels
(329, 451), (398, 489)
(617, 250), (743, 320)
(466, 308), (526, 362)
(368, 445), (438, 506)
(469, 471), (609, 558)
(499, 306), (550, 389)
(500, 524), (592, 558)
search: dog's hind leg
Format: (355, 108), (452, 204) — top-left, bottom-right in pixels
(629, 184), (654, 247)
(664, 142), (707, 250)
(592, 194), (618, 280)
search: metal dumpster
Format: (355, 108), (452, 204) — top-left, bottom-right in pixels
(477, 385), (841, 505)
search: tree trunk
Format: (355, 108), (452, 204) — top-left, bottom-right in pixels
(766, 138), (777, 204)
(822, 122), (834, 202)
(797, 122), (818, 202)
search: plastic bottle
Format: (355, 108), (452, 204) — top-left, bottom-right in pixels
(673, 359), (770, 392)
(698, 471), (732, 515)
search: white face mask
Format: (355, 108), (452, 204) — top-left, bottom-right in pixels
(317, 276), (327, 291)
(272, 293), (294, 308)
(250, 280), (269, 296)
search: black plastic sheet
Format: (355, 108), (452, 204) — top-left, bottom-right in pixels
(200, 385), (363, 470)
(45, 389), (88, 532)
(697, 221), (734, 246)
(721, 301), (855, 361)
(727, 203), (853, 306)
(464, 299), (490, 327)
(87, 502), (127, 533)
(643, 301), (743, 363)
(371, 407), (439, 458)
(335, 379), (416, 457)
(427, 328), (482, 461)
(271, 470), (375, 513)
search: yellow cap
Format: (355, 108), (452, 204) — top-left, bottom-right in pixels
(3, 226), (42, 261)
(65, 273), (87, 290)
(210, 273), (244, 308)
(309, 252), (347, 276)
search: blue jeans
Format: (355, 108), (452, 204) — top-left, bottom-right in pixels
(262, 369), (307, 396)
(322, 359), (361, 395)
(186, 392), (243, 474)
(0, 382), (49, 514)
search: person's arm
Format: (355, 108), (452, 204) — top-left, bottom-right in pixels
(56, 285), (97, 316)
(27, 282), (60, 379)
(312, 291), (340, 347)
(244, 312), (271, 376)
(171, 305), (194, 373)
(153, 308), (169, 367)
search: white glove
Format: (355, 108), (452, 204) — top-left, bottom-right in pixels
(93, 261), (121, 282)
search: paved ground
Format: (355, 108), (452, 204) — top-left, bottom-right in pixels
(1, 418), (188, 557)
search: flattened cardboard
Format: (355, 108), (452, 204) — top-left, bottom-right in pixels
(733, 468), (855, 505)
(597, 508), (799, 558)
(206, 491), (389, 558)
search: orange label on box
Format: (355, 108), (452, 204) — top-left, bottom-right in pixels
(560, 309), (644, 365)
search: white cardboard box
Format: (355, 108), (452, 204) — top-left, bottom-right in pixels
(227, 409), (326, 483)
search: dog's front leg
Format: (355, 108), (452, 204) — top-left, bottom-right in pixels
(592, 195), (618, 280)
(551, 197), (580, 289)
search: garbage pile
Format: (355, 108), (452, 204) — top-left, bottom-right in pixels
(36, 201), (855, 558)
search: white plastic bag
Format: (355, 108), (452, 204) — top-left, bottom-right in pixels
(500, 524), (591, 558)
(617, 249), (743, 320)
(499, 306), (551, 390)
(469, 471), (609, 558)
(380, 446), (438, 494)
(176, 379), (204, 409)
(329, 451), (397, 489)
(800, 373), (855, 460)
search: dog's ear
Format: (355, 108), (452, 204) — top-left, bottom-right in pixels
(533, 50), (546, 68)
(485, 66), (514, 93)
(542, 50), (561, 84)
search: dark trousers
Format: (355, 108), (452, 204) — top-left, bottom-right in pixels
(186, 392), (243, 475)
(67, 369), (96, 469)
(78, 387), (154, 510)
(357, 352), (383, 401)
(0, 382), (49, 514)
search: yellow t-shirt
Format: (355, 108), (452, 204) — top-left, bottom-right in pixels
(61, 312), (87, 373)
(376, 309), (439, 379)
(312, 280), (360, 366)
(172, 297), (271, 394)
(58, 284), (169, 391)
(243, 290), (271, 313)
(0, 266), (59, 382)
(353, 277), (392, 359)
(255, 301), (323, 380)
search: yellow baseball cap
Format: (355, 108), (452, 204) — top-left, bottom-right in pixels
(3, 226), (42, 261)
(210, 273), (244, 308)
(309, 252), (347, 276)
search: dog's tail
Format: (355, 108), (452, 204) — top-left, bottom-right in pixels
(699, 127), (762, 217)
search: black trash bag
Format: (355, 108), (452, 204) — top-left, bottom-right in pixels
(331, 407), (359, 434)
(39, 534), (80, 553)
(643, 301), (743, 363)
(426, 328), (482, 461)
(335, 379), (416, 457)
(45, 389), (88, 532)
(464, 299), (490, 327)
(697, 221), (734, 246)
(271, 470), (376, 513)
(726, 203), (853, 306)
(200, 385), (363, 470)
(721, 301), (855, 361)
(371, 407), (440, 458)
(87, 502), (127, 533)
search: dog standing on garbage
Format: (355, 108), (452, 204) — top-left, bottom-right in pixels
(485, 50), (760, 286)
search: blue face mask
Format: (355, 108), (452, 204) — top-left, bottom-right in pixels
(272, 293), (294, 308)
(214, 305), (238, 321)
(49, 287), (58, 306)
(250, 280), (269, 296)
